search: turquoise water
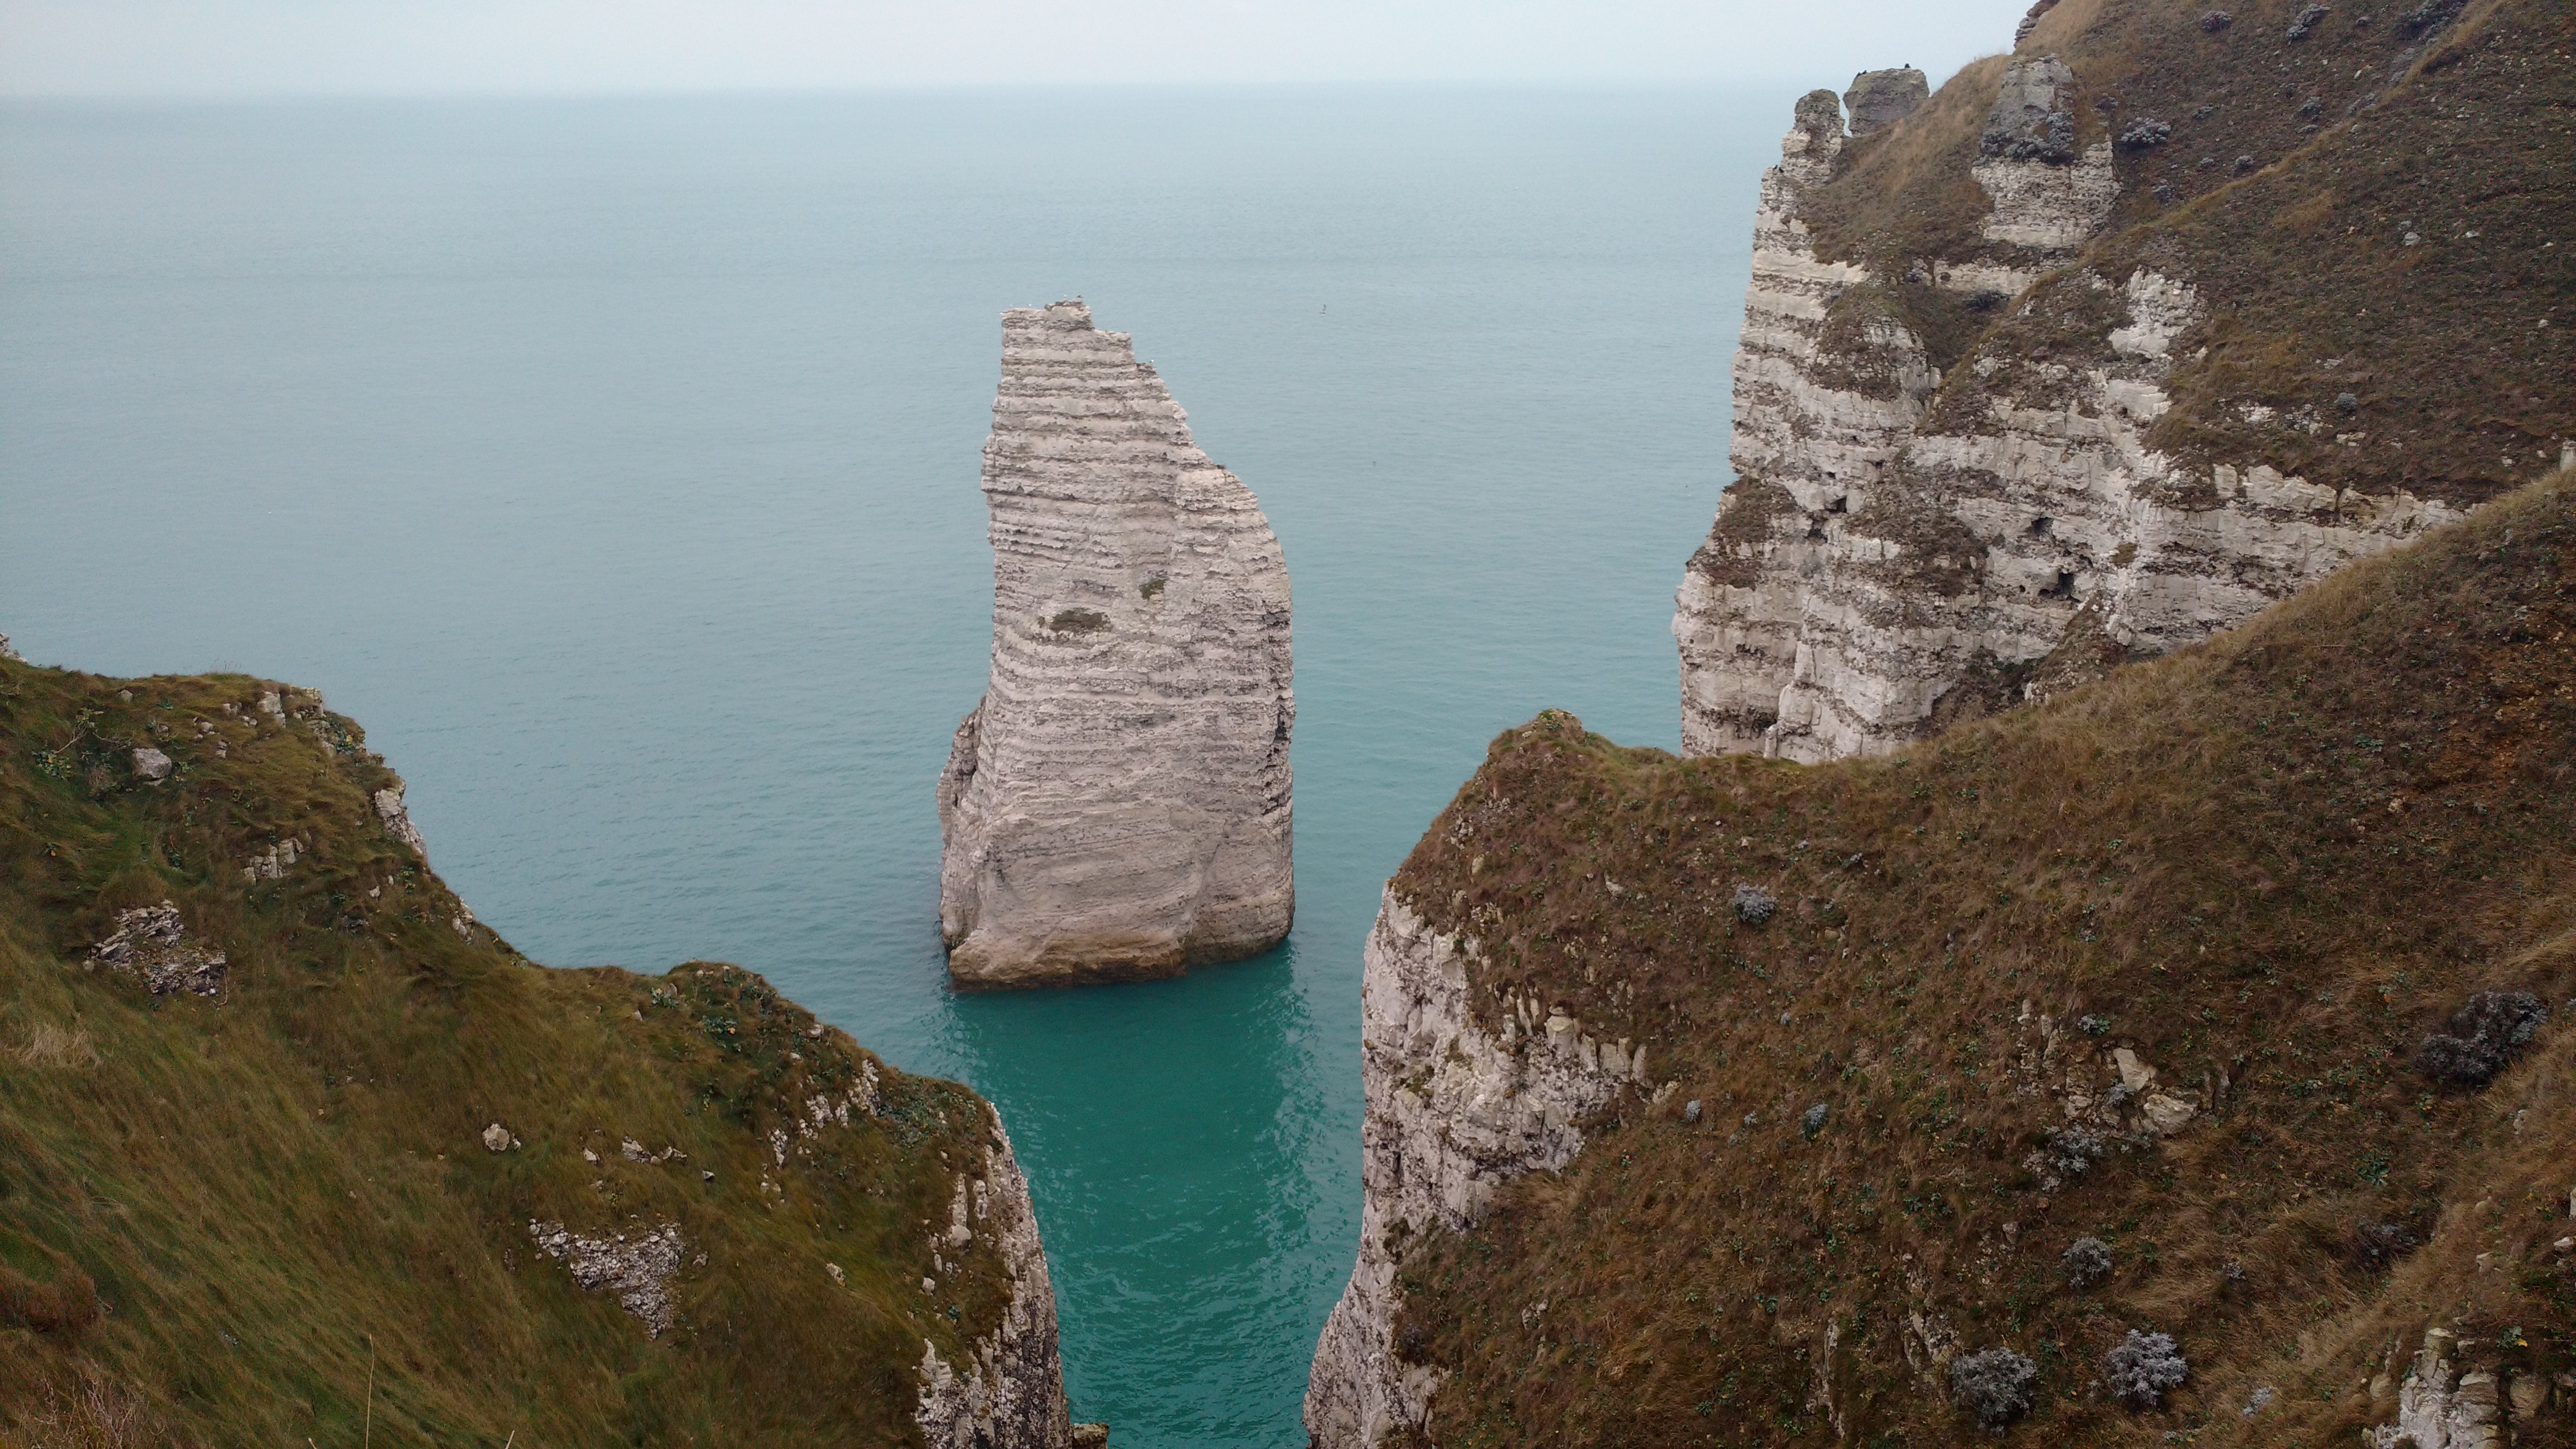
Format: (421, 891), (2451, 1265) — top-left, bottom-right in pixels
(0, 89), (1777, 1445)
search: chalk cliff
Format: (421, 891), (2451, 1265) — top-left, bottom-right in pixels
(1308, 465), (2576, 1445)
(916, 1113), (1075, 1449)
(1676, 0), (2567, 761)
(1305, 890), (1646, 1448)
(1316, 3), (2574, 1438)
(939, 300), (1295, 988)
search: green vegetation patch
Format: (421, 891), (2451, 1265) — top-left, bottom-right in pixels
(0, 664), (1017, 1446)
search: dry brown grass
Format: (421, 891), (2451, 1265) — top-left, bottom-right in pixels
(1790, 0), (2573, 508)
(1386, 470), (2576, 1445)
(1, 1371), (170, 1449)
(12, 1022), (97, 1070)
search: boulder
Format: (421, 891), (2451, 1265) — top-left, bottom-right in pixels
(1844, 68), (1930, 135)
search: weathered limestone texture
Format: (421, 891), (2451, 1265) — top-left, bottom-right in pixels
(1305, 893), (1650, 1448)
(915, 1112), (1075, 1449)
(2363, 1327), (2522, 1449)
(1674, 71), (2457, 763)
(939, 300), (1294, 989)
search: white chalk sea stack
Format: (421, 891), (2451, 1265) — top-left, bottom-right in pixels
(937, 299), (1294, 990)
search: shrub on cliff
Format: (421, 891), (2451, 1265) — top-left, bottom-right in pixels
(2062, 1236), (2113, 1288)
(2417, 990), (2547, 1086)
(2102, 1329), (2188, 1409)
(1950, 1347), (2039, 1431)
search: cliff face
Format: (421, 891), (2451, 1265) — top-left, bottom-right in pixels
(1677, 0), (2572, 761)
(1316, 467), (2576, 1446)
(939, 300), (1295, 988)
(1304, 892), (1645, 1448)
(916, 1117), (1074, 1449)
(0, 659), (1074, 1447)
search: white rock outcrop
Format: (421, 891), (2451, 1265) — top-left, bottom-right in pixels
(2366, 1328), (2513, 1449)
(374, 784), (429, 859)
(527, 1219), (685, 1337)
(88, 901), (228, 997)
(1674, 70), (2459, 763)
(938, 299), (1294, 988)
(914, 1110), (1074, 1449)
(1305, 893), (1643, 1448)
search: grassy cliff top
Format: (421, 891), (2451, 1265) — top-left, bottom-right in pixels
(0, 661), (1017, 1445)
(1797, 0), (2572, 506)
(1388, 468), (2575, 1445)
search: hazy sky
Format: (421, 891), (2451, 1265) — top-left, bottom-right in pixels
(1, 0), (2031, 96)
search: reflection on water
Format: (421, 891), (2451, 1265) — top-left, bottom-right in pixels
(0, 85), (1783, 1445)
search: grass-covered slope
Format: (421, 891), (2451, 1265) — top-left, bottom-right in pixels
(0, 663), (1019, 1445)
(1388, 469), (2575, 1445)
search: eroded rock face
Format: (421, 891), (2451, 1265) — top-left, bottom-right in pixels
(1980, 54), (2080, 162)
(374, 784), (429, 859)
(938, 300), (1294, 988)
(1305, 893), (1645, 1448)
(1843, 67), (1929, 135)
(2367, 1328), (2512, 1449)
(1674, 80), (2458, 763)
(914, 1111), (1074, 1449)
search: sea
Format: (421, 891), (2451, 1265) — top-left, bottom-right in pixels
(0, 86), (1782, 1446)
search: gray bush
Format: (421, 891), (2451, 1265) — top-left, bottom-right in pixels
(1950, 1346), (2039, 1431)
(1800, 1103), (1829, 1139)
(2045, 1127), (2106, 1177)
(2102, 1329), (2188, 1410)
(2418, 990), (2547, 1086)
(1732, 885), (1777, 926)
(2118, 118), (2172, 148)
(2062, 1236), (2113, 1288)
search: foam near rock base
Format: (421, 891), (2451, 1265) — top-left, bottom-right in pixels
(937, 299), (1295, 988)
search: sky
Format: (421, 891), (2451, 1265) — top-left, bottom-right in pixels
(0, 0), (2034, 96)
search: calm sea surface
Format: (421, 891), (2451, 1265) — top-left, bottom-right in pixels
(0, 88), (1779, 1445)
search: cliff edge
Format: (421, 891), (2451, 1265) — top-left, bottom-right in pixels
(0, 658), (1073, 1447)
(939, 300), (1296, 989)
(1316, 462), (2576, 1445)
(1677, 0), (2571, 761)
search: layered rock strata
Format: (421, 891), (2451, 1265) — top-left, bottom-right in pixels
(1675, 60), (2456, 763)
(1305, 892), (1652, 1448)
(939, 300), (1294, 988)
(916, 1112), (1074, 1449)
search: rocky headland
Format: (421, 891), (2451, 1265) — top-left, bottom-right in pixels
(1675, 0), (2570, 762)
(1314, 0), (2576, 1440)
(1314, 465), (2576, 1447)
(0, 657), (1076, 1446)
(939, 299), (1295, 989)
